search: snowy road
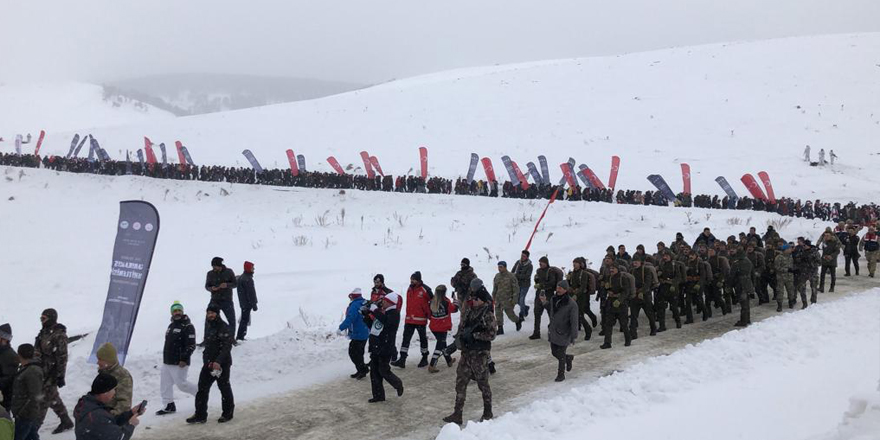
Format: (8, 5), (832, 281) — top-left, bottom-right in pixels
(136, 275), (877, 440)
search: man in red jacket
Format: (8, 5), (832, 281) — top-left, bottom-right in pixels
(391, 272), (433, 369)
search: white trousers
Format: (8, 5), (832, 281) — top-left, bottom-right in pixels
(160, 363), (198, 405)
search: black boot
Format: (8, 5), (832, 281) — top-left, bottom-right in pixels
(529, 332), (541, 340)
(417, 354), (429, 368)
(390, 353), (407, 369)
(186, 415), (207, 424)
(497, 326), (505, 336)
(218, 414), (233, 423)
(565, 354), (573, 372)
(776, 303), (783, 312)
(488, 362), (496, 375)
(481, 406), (494, 422)
(631, 329), (638, 340)
(515, 319), (522, 332)
(600, 343), (611, 349)
(156, 402), (176, 416)
(52, 417), (74, 434)
(555, 369), (566, 382)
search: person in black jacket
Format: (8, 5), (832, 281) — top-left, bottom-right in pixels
(364, 293), (404, 403)
(73, 373), (141, 440)
(0, 324), (17, 412)
(187, 304), (235, 424)
(204, 257), (238, 342)
(236, 261), (258, 341)
(156, 302), (198, 416)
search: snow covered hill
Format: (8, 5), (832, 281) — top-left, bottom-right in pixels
(0, 82), (174, 145)
(29, 33), (880, 203)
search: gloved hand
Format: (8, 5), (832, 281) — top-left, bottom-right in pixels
(670, 286), (677, 293)
(253, 305), (258, 312)
(613, 300), (621, 308)
(693, 283), (701, 291)
(57, 377), (66, 388)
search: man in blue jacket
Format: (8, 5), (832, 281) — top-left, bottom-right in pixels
(339, 288), (370, 379)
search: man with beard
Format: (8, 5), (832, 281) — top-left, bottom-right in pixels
(566, 257), (596, 341)
(156, 302), (198, 416)
(600, 265), (633, 349)
(530, 257), (564, 340)
(204, 257), (238, 342)
(187, 304), (235, 424)
(512, 250), (534, 321)
(540, 280), (578, 382)
(451, 258), (478, 314)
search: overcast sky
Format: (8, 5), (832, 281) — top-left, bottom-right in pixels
(2, 0), (878, 85)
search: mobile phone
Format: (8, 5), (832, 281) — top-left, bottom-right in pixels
(137, 400), (147, 415)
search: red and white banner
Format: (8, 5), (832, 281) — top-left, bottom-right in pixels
(581, 165), (606, 189)
(143, 137), (157, 164)
(741, 173), (768, 201)
(419, 146), (428, 179)
(481, 157), (497, 183)
(681, 163), (692, 195)
(560, 163), (577, 188)
(370, 156), (384, 176)
(360, 151), (375, 178)
(286, 149), (300, 176)
(34, 130), (46, 156)
(609, 156), (620, 192)
(327, 156), (346, 175)
(175, 141), (187, 170)
(511, 161), (530, 190)
(757, 171), (777, 204)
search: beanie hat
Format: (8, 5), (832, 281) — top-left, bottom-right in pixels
(497, 261), (507, 267)
(243, 261), (255, 273)
(0, 323), (11, 341)
(461, 258), (470, 266)
(557, 280), (570, 290)
(349, 288), (363, 299)
(96, 342), (118, 365)
(90, 373), (118, 395)
(207, 303), (221, 314)
(373, 274), (385, 283)
(170, 301), (184, 314)
(469, 278), (484, 291)
(211, 257), (224, 267)
(539, 256), (549, 264)
(411, 271), (422, 282)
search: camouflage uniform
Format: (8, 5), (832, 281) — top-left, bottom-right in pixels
(452, 303), (497, 420)
(629, 263), (658, 337)
(774, 251), (797, 309)
(491, 270), (520, 328)
(34, 310), (72, 428)
(102, 363), (133, 416)
(795, 247), (821, 305)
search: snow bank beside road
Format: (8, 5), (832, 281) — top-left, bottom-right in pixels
(439, 289), (880, 440)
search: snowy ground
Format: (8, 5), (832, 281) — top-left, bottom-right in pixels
(0, 165), (853, 439)
(438, 289), (880, 440)
(20, 33), (880, 203)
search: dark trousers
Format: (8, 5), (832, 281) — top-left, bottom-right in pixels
(739, 290), (751, 324)
(398, 324), (428, 357)
(14, 418), (40, 440)
(195, 364), (234, 418)
(629, 296), (657, 334)
(205, 300), (236, 341)
(533, 291), (550, 334)
(683, 282), (707, 322)
(550, 343), (569, 374)
(845, 254), (860, 275)
(348, 339), (368, 373)
(602, 304), (631, 346)
(369, 355), (402, 400)
(654, 284), (681, 330)
(236, 307), (251, 340)
(430, 331), (452, 366)
(820, 266), (836, 291)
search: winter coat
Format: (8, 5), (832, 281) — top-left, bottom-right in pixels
(547, 294), (578, 346)
(34, 323), (68, 385)
(205, 266), (237, 303)
(73, 394), (135, 440)
(101, 363), (132, 417)
(567, 269), (595, 303)
(404, 284), (432, 326)
(534, 266), (564, 294)
(492, 271), (519, 307)
(684, 259), (711, 287)
(729, 256), (755, 294)
(456, 303), (496, 352)
(10, 362), (43, 422)
(844, 234), (861, 257)
(606, 273), (634, 306)
(796, 247), (821, 276)
(707, 255), (731, 288)
(821, 240), (841, 267)
(0, 345), (18, 408)
(202, 318), (233, 367)
(339, 298), (369, 341)
(775, 253), (795, 281)
(860, 232), (879, 252)
(450, 267), (477, 299)
(631, 265), (659, 299)
(747, 250), (765, 276)
(368, 307), (400, 358)
(236, 272), (258, 310)
(163, 315), (196, 366)
(511, 259), (533, 288)
(428, 297), (458, 333)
